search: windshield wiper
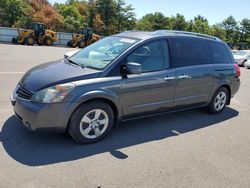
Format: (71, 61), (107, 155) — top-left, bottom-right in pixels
(66, 58), (85, 69)
(100, 59), (112, 61)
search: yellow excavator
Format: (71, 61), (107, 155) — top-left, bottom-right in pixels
(67, 28), (100, 48)
(12, 22), (59, 46)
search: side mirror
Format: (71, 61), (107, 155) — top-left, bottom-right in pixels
(64, 50), (79, 59)
(64, 54), (69, 59)
(126, 62), (142, 74)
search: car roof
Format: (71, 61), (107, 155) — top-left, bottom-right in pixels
(114, 30), (222, 42)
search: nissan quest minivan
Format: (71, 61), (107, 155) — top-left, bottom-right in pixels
(11, 30), (241, 143)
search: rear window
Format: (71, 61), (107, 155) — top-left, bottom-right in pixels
(208, 42), (232, 64)
(168, 37), (210, 68)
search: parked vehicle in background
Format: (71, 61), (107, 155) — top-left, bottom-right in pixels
(231, 50), (237, 55)
(67, 28), (101, 48)
(11, 30), (241, 144)
(12, 22), (59, 46)
(233, 51), (250, 67)
(245, 59), (250, 69)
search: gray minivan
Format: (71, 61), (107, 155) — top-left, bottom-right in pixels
(11, 30), (241, 143)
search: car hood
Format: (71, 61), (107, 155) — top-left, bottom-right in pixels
(20, 60), (101, 91)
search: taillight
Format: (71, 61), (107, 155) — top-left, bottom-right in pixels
(234, 64), (241, 77)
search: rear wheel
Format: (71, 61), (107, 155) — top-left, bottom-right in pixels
(25, 36), (34, 45)
(242, 60), (247, 67)
(68, 101), (114, 144)
(12, 37), (18, 44)
(207, 87), (229, 114)
(44, 37), (53, 46)
(67, 40), (73, 47)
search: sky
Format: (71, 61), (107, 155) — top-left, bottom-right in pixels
(49, 0), (250, 25)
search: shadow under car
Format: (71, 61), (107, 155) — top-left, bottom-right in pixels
(0, 107), (239, 166)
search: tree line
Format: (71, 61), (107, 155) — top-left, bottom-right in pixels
(0, 0), (249, 46)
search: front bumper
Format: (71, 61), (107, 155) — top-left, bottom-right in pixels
(11, 96), (69, 133)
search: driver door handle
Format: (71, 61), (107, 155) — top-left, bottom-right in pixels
(164, 76), (176, 81)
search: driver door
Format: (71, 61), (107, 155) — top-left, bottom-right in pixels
(120, 39), (176, 119)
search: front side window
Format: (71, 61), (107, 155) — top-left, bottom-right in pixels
(70, 36), (139, 70)
(168, 37), (210, 67)
(126, 40), (170, 72)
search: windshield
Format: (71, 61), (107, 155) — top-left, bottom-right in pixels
(235, 51), (248, 56)
(69, 36), (139, 69)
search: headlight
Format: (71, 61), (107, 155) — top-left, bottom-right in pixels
(31, 83), (75, 103)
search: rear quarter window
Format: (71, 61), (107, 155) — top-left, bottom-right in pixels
(208, 42), (232, 64)
(168, 37), (211, 68)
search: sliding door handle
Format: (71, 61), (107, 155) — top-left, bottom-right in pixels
(164, 76), (176, 81)
(178, 75), (191, 79)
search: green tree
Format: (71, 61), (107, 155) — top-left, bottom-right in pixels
(192, 15), (210, 34)
(96, 0), (117, 35)
(57, 5), (82, 20)
(221, 16), (238, 42)
(0, 0), (26, 26)
(86, 0), (96, 28)
(64, 16), (82, 32)
(209, 24), (226, 41)
(170, 13), (187, 31)
(136, 12), (167, 31)
(55, 4), (84, 32)
(115, 0), (136, 32)
(239, 18), (250, 43)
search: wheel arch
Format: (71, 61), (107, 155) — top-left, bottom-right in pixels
(220, 84), (231, 105)
(65, 90), (122, 132)
(211, 83), (232, 105)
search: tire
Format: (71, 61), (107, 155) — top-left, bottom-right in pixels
(242, 60), (246, 67)
(207, 87), (229, 114)
(78, 39), (85, 48)
(12, 38), (18, 44)
(44, 37), (53, 46)
(68, 101), (114, 144)
(25, 36), (35, 45)
(67, 40), (73, 47)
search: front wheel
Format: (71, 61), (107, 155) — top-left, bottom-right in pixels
(44, 37), (53, 46)
(78, 39), (86, 48)
(68, 101), (114, 144)
(25, 36), (35, 45)
(207, 87), (229, 114)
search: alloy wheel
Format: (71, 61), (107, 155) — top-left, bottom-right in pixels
(79, 109), (109, 139)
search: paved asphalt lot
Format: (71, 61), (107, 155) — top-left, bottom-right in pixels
(0, 44), (249, 188)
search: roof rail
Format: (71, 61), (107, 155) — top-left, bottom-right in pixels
(120, 30), (140, 33)
(154, 30), (221, 41)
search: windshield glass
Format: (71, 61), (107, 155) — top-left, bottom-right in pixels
(235, 51), (248, 56)
(70, 36), (139, 69)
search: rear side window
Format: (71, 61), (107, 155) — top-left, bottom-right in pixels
(208, 42), (232, 64)
(168, 37), (210, 68)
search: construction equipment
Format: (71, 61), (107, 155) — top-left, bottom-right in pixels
(67, 28), (101, 48)
(12, 22), (59, 46)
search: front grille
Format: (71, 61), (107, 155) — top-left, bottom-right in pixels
(16, 85), (33, 100)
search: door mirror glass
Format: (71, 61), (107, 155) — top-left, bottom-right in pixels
(126, 62), (142, 74)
